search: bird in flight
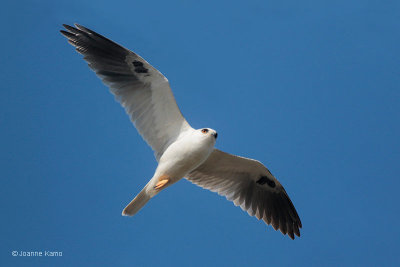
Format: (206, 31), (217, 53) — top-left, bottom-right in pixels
(60, 24), (302, 239)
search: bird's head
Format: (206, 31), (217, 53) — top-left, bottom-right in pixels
(196, 128), (218, 141)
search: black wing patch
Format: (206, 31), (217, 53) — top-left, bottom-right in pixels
(132, 60), (148, 73)
(256, 176), (276, 188)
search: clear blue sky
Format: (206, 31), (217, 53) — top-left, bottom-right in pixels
(1, 0), (399, 266)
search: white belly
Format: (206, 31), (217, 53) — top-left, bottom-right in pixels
(154, 131), (215, 182)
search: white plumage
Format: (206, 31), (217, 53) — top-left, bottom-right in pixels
(61, 24), (302, 239)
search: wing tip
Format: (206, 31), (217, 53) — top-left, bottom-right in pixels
(74, 23), (85, 30)
(60, 29), (73, 38)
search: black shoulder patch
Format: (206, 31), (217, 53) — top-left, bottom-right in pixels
(132, 60), (148, 73)
(256, 176), (276, 188)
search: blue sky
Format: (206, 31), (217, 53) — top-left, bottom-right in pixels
(1, 0), (399, 266)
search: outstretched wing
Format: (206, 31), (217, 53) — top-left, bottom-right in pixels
(186, 149), (302, 239)
(60, 24), (191, 159)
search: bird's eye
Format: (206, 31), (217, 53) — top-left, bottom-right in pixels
(201, 129), (208, 134)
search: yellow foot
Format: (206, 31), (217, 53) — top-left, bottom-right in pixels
(154, 176), (170, 190)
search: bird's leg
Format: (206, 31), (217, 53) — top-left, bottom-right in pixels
(154, 175), (170, 190)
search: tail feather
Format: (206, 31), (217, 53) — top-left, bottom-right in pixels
(122, 186), (151, 216)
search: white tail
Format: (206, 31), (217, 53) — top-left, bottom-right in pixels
(122, 185), (151, 216)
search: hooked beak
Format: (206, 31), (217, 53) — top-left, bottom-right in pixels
(213, 132), (218, 139)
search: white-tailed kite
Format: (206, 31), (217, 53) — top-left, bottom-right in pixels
(60, 24), (302, 239)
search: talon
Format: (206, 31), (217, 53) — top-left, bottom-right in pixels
(154, 177), (170, 190)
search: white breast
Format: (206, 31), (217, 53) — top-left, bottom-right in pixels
(155, 129), (216, 180)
